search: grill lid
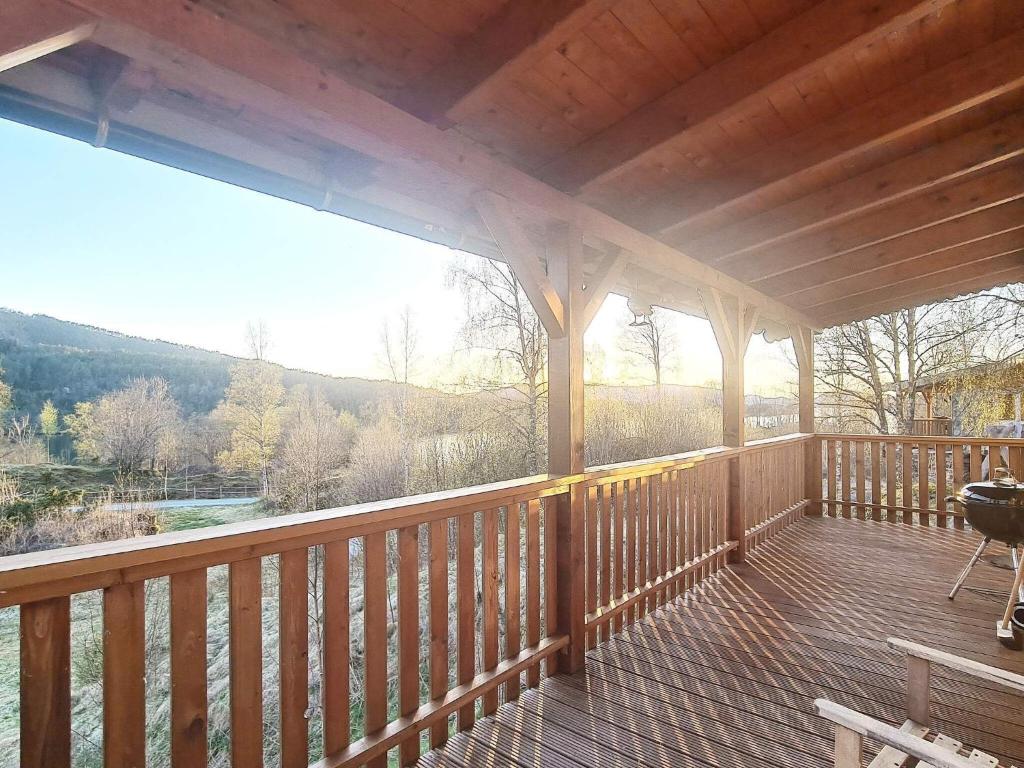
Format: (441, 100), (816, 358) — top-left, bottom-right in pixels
(960, 469), (1024, 506)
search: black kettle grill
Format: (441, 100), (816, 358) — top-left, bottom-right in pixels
(947, 468), (1024, 647)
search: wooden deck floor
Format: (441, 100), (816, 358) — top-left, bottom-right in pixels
(419, 517), (1024, 767)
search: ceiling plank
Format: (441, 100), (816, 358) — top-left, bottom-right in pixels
(797, 229), (1024, 311)
(649, 28), (1024, 240)
(396, 0), (619, 125)
(765, 198), (1024, 300)
(732, 161), (1024, 285)
(692, 110), (1024, 263)
(539, 0), (957, 192)
(61, 0), (817, 329)
(818, 255), (1024, 327)
(0, 0), (96, 73)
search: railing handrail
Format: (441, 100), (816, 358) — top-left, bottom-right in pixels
(818, 432), (1022, 446)
(0, 473), (572, 605)
(0, 435), (819, 607)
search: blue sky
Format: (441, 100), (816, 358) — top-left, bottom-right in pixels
(0, 117), (794, 392)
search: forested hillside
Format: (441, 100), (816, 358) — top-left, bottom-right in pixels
(0, 308), (409, 417)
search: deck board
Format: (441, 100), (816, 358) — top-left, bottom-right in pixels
(420, 517), (1024, 767)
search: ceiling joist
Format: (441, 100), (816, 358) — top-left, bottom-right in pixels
(0, 0), (96, 73)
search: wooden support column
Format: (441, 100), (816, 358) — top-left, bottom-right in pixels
(792, 325), (820, 515)
(547, 220), (586, 674)
(701, 289), (758, 562)
(476, 193), (585, 672)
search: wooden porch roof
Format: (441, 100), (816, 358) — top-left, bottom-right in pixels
(2, 1), (1023, 330)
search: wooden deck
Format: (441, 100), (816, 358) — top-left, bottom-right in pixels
(419, 517), (1024, 767)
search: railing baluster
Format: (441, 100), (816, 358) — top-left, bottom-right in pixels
(855, 441), (866, 520)
(585, 485), (598, 649)
(885, 442), (897, 524)
(936, 443), (948, 528)
(104, 582), (146, 768)
(543, 497), (559, 677)
(481, 509), (499, 715)
(428, 519), (448, 748)
(456, 513), (475, 726)
(625, 479), (637, 627)
(363, 533), (388, 768)
(870, 441), (882, 522)
(323, 540), (350, 755)
(279, 548), (309, 768)
(505, 503), (521, 701)
(902, 442), (914, 525)
(612, 482), (624, 633)
(666, 471), (677, 599)
(20, 596), (71, 768)
(398, 524), (420, 765)
(636, 476), (648, 620)
(599, 485), (611, 638)
(918, 444), (930, 526)
(525, 499), (541, 688)
(170, 569), (208, 768)
(952, 444), (966, 529)
(969, 442), (982, 482)
(840, 441), (852, 519)
(229, 558), (263, 768)
(826, 439), (836, 517)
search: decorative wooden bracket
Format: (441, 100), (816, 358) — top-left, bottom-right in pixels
(700, 287), (760, 362)
(1, 0), (97, 73)
(581, 246), (626, 331)
(475, 192), (566, 339)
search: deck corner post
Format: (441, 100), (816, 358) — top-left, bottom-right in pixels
(546, 219), (586, 673)
(727, 454), (747, 563)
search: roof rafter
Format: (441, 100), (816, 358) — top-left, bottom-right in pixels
(0, 0), (96, 73)
(649, 28), (1024, 242)
(539, 0), (958, 193)
(734, 161), (1024, 286)
(396, 0), (618, 125)
(693, 110), (1024, 263)
(769, 198), (1024, 301)
(58, 0), (816, 329)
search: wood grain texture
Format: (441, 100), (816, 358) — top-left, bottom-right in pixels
(279, 548), (309, 768)
(20, 596), (70, 768)
(170, 569), (208, 768)
(229, 558), (263, 768)
(103, 581), (146, 768)
(323, 540), (350, 755)
(363, 532), (387, 768)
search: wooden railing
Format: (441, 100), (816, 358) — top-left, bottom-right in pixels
(818, 433), (1024, 527)
(909, 417), (953, 437)
(4, 436), (813, 768)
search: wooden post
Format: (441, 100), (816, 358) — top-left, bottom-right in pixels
(701, 289), (758, 563)
(547, 220), (586, 674)
(478, 193), (587, 672)
(792, 325), (820, 515)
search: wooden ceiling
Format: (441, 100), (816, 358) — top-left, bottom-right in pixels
(2, 0), (1023, 330)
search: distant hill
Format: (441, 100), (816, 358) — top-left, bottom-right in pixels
(0, 308), (410, 418)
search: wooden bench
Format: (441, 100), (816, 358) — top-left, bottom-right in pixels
(815, 638), (1024, 768)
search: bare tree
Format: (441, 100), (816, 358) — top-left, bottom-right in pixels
(448, 256), (546, 474)
(621, 309), (674, 386)
(245, 319), (271, 361)
(816, 296), (1009, 434)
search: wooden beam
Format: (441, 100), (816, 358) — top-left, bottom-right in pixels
(397, 0), (617, 125)
(771, 198), (1024, 300)
(581, 247), (626, 330)
(649, 27), (1024, 241)
(0, 0), (96, 73)
(693, 110), (1024, 263)
(546, 221), (586, 674)
(700, 288), (757, 448)
(793, 228), (1024, 310)
(475, 192), (565, 338)
(66, 0), (816, 329)
(791, 325), (818, 515)
(539, 0), (958, 192)
(734, 161), (1024, 286)
(814, 249), (1024, 324)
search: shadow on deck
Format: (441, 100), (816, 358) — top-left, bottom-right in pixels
(420, 517), (1024, 767)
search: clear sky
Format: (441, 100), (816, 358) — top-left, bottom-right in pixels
(0, 117), (794, 395)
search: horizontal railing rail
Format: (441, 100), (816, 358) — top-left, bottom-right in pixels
(6, 436), (815, 768)
(817, 433), (1024, 528)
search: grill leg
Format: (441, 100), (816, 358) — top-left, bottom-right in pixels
(948, 537), (991, 600)
(1014, 545), (1024, 603)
